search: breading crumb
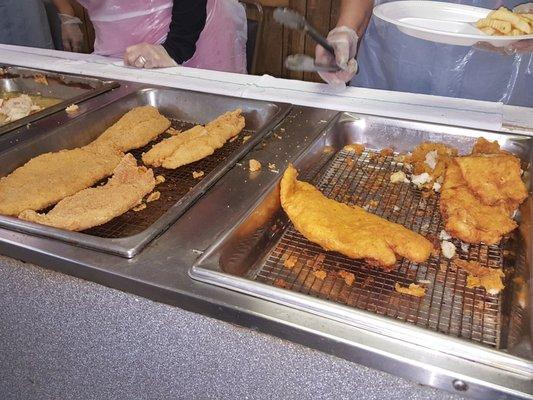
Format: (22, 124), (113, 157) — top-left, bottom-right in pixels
(192, 170), (205, 179)
(155, 175), (166, 184)
(146, 191), (160, 203)
(395, 282), (426, 297)
(65, 104), (79, 114)
(268, 163), (277, 170)
(242, 135), (251, 143)
(166, 127), (180, 135)
(133, 203), (147, 212)
(390, 170), (409, 184)
(338, 270), (355, 286)
(229, 135), (238, 143)
(411, 172), (432, 188)
(439, 230), (452, 241)
(454, 259), (505, 295)
(313, 270), (327, 280)
(34, 73), (48, 85)
(249, 159), (261, 172)
(343, 143), (365, 155)
(284, 255), (297, 269)
(274, 278), (288, 288)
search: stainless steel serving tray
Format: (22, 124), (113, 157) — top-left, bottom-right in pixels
(0, 87), (290, 258)
(191, 112), (533, 377)
(0, 65), (118, 137)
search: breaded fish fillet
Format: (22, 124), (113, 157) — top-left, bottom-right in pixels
(19, 154), (155, 231)
(0, 143), (123, 216)
(142, 109), (245, 169)
(280, 165), (433, 269)
(455, 153), (527, 208)
(95, 106), (170, 152)
(440, 162), (517, 245)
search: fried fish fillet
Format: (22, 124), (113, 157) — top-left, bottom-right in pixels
(142, 109), (245, 169)
(455, 153), (527, 208)
(19, 154), (155, 231)
(0, 142), (123, 216)
(439, 161), (517, 244)
(95, 105), (171, 152)
(280, 165), (433, 269)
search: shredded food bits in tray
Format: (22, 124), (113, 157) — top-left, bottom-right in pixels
(251, 140), (527, 349)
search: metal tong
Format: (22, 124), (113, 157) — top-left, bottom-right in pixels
(273, 7), (341, 73)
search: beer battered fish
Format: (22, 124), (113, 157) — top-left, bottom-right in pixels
(95, 105), (170, 152)
(440, 162), (517, 245)
(19, 154), (155, 231)
(280, 165), (433, 269)
(142, 109), (245, 169)
(0, 142), (123, 216)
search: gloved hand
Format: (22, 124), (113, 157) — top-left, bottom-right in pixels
(59, 13), (83, 53)
(513, 2), (533, 13)
(124, 43), (178, 69)
(315, 26), (359, 86)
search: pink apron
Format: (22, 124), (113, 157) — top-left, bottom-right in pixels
(78, 0), (247, 73)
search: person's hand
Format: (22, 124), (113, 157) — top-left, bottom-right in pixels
(513, 2), (533, 13)
(59, 13), (83, 53)
(124, 44), (177, 69)
(315, 26), (359, 86)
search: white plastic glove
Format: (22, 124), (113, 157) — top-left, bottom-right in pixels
(315, 26), (359, 86)
(124, 43), (178, 69)
(59, 13), (83, 53)
(513, 2), (533, 13)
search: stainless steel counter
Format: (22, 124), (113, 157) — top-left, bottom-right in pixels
(0, 76), (530, 400)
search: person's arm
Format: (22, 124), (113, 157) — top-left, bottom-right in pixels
(124, 0), (207, 69)
(315, 0), (374, 86)
(52, 0), (83, 52)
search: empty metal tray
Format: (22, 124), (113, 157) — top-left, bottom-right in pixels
(0, 65), (118, 136)
(0, 87), (290, 257)
(191, 112), (532, 376)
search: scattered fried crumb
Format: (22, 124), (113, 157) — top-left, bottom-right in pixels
(323, 146), (335, 154)
(395, 283), (426, 297)
(132, 203), (147, 212)
(441, 241), (456, 259)
(229, 135), (238, 143)
(146, 191), (161, 203)
(192, 170), (205, 179)
(365, 200), (379, 209)
(242, 135), (251, 143)
(34, 73), (48, 85)
(417, 279), (431, 285)
(362, 276), (374, 288)
(472, 137), (502, 155)
(284, 255), (297, 269)
(346, 158), (354, 167)
(274, 133), (283, 140)
(460, 243), (470, 253)
(249, 159), (261, 172)
(155, 175), (166, 184)
(411, 172), (432, 188)
(313, 270), (327, 280)
(454, 259), (505, 295)
(393, 205), (400, 212)
(166, 127), (180, 135)
(274, 278), (288, 288)
(338, 270), (355, 286)
(268, 163), (277, 170)
(432, 181), (441, 192)
(65, 104), (79, 114)
(390, 170), (409, 184)
(380, 148), (394, 157)
(343, 143), (365, 155)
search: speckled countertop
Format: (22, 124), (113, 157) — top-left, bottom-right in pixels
(0, 256), (465, 400)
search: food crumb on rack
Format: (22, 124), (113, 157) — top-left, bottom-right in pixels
(33, 73), (48, 85)
(432, 181), (441, 192)
(132, 203), (147, 212)
(229, 135), (238, 143)
(441, 240), (456, 259)
(146, 191), (161, 203)
(395, 282), (426, 297)
(379, 148), (394, 157)
(393, 205), (400, 212)
(390, 170), (409, 184)
(338, 270), (355, 286)
(65, 104), (79, 114)
(343, 143), (365, 155)
(249, 159), (261, 172)
(361, 276), (374, 288)
(284, 255), (297, 269)
(155, 175), (166, 184)
(439, 230), (452, 241)
(242, 135), (251, 143)
(166, 127), (180, 135)
(313, 270), (327, 280)
(460, 243), (470, 253)
(274, 278), (288, 288)
(192, 170), (205, 179)
(454, 259), (505, 295)
(323, 146), (335, 154)
(411, 172), (432, 188)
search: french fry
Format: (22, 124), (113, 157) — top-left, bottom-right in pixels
(510, 28), (523, 36)
(480, 26), (497, 35)
(491, 7), (531, 33)
(518, 13), (533, 23)
(476, 18), (512, 34)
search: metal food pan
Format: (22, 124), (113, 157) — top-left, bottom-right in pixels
(191, 112), (532, 376)
(0, 65), (118, 136)
(0, 87), (290, 257)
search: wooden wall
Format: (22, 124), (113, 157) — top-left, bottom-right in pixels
(73, 0), (339, 82)
(256, 0), (340, 82)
